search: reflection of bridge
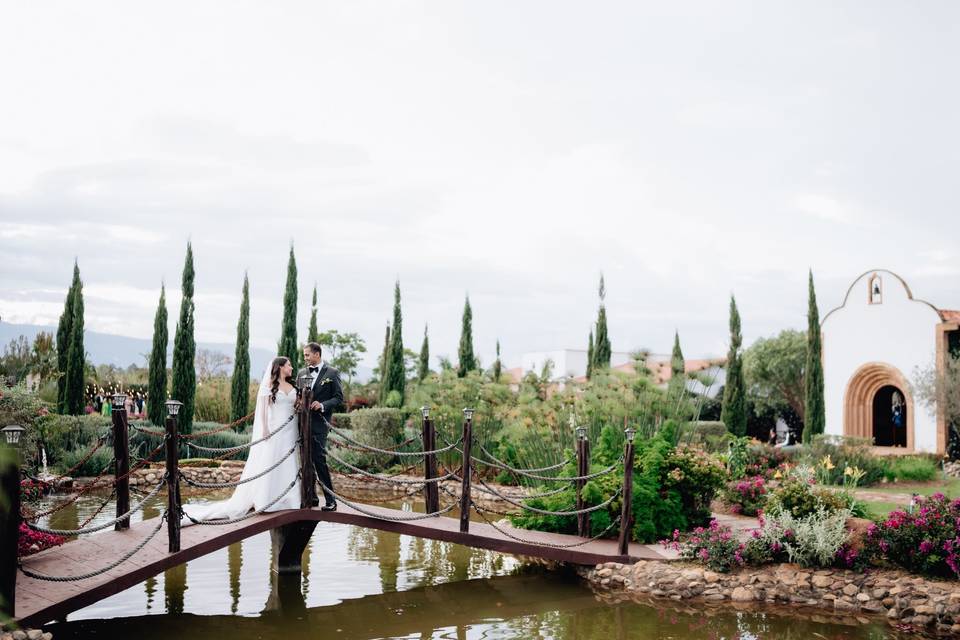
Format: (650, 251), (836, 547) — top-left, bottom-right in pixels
(6, 389), (671, 628)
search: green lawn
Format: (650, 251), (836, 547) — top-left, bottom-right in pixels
(859, 476), (960, 498)
(860, 501), (904, 521)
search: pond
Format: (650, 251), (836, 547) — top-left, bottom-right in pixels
(33, 488), (912, 639)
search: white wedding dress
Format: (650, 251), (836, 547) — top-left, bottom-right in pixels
(182, 369), (302, 523)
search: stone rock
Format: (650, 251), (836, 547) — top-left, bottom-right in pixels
(704, 571), (720, 584)
(842, 583), (860, 597)
(596, 568), (613, 578)
(11, 632), (27, 640)
(812, 575), (833, 588)
(731, 587), (754, 602)
(855, 593), (872, 603)
(25, 631), (42, 640)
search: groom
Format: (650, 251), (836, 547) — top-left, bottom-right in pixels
(300, 342), (344, 510)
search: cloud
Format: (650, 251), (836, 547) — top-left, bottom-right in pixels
(792, 193), (862, 225)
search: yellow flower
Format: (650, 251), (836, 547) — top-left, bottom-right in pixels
(773, 469), (782, 479)
(821, 455), (835, 471)
(844, 466), (854, 476)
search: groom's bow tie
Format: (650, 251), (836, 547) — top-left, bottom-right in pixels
(309, 366), (320, 373)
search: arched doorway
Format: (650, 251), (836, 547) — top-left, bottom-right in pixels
(843, 362), (915, 450)
(871, 385), (908, 447)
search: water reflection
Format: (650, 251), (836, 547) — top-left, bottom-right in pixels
(41, 490), (905, 640)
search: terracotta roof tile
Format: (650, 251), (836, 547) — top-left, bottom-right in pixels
(941, 309), (960, 323)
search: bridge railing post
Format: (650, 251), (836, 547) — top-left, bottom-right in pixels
(164, 400), (182, 553)
(458, 408), (474, 533)
(421, 406), (439, 514)
(111, 392), (131, 531)
(297, 375), (316, 508)
(617, 428), (636, 557)
(575, 426), (589, 537)
(1, 425), (25, 621)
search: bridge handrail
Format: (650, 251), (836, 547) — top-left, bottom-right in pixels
(25, 478), (167, 537)
(471, 503), (623, 549)
(469, 453), (623, 483)
(473, 472), (623, 517)
(179, 440), (300, 489)
(19, 511), (168, 582)
(328, 425), (461, 457)
(184, 414), (295, 454)
(474, 442), (574, 474)
(181, 471), (301, 526)
(323, 445), (457, 485)
(316, 478), (457, 521)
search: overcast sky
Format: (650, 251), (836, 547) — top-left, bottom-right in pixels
(0, 1), (957, 369)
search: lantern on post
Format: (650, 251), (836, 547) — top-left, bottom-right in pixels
(1, 425), (25, 447)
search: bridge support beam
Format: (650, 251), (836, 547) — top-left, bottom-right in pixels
(270, 521), (318, 575)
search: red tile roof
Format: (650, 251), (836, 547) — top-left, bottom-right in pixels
(941, 309), (960, 323)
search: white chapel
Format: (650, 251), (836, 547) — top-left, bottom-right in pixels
(821, 269), (959, 454)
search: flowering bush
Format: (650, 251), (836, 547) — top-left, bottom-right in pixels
(20, 478), (47, 502)
(765, 466), (851, 519)
(864, 493), (960, 578)
(18, 522), (65, 557)
(721, 475), (767, 516)
(743, 444), (790, 479)
(662, 519), (744, 573)
(662, 446), (727, 524)
(751, 505), (851, 568)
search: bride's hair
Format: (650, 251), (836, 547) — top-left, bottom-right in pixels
(269, 357), (295, 404)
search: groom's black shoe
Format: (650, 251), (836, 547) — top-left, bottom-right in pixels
(309, 497), (320, 507)
(321, 501), (337, 512)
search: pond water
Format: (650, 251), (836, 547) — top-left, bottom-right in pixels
(34, 489), (912, 639)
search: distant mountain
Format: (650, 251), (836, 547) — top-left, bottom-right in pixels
(0, 321), (274, 380)
(0, 321), (373, 383)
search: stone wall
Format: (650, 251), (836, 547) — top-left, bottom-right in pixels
(581, 560), (960, 635)
(127, 461), (245, 487)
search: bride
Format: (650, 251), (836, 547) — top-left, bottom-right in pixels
(182, 356), (303, 523)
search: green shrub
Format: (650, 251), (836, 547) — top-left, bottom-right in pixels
(884, 456), (940, 483)
(754, 505), (852, 568)
(128, 421), (253, 462)
(332, 408), (403, 469)
(330, 413), (352, 430)
(679, 421), (731, 452)
(802, 435), (886, 486)
(58, 447), (114, 477)
(766, 472), (851, 519)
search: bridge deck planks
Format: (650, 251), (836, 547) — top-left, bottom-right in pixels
(15, 504), (673, 627)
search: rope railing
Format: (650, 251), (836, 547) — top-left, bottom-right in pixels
(184, 414), (295, 454)
(20, 512), (168, 582)
(436, 464), (569, 502)
(180, 441), (299, 489)
(21, 454), (117, 520)
(470, 454), (623, 483)
(182, 472), (301, 526)
(27, 436), (109, 490)
(181, 411), (257, 439)
(323, 446), (457, 486)
(475, 442), (575, 474)
(472, 472), (622, 517)
(316, 479), (457, 521)
(26, 479), (167, 536)
(472, 503), (623, 549)
(328, 425), (461, 457)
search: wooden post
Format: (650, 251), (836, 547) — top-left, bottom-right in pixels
(576, 427), (590, 537)
(0, 436), (21, 621)
(111, 395), (131, 531)
(458, 408), (474, 533)
(165, 405), (181, 553)
(617, 428), (636, 557)
(421, 407), (439, 514)
(299, 385), (317, 508)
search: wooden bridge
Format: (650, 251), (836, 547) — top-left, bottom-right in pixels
(3, 388), (664, 629)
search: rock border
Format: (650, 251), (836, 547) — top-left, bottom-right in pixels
(581, 560), (960, 635)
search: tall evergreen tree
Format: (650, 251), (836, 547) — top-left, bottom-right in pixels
(231, 274), (251, 425)
(277, 245), (299, 366)
(669, 330), (685, 397)
(171, 243), (197, 432)
(593, 276), (611, 370)
(307, 283), (319, 344)
(457, 296), (476, 377)
(63, 274), (86, 415)
(721, 295), (747, 436)
(147, 285), (168, 426)
(384, 281), (406, 404)
(803, 270), (826, 444)
(418, 324), (430, 381)
(56, 262), (80, 413)
(378, 324), (391, 404)
(586, 330), (595, 380)
(493, 339), (502, 382)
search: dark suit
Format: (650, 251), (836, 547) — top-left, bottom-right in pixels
(298, 363), (344, 505)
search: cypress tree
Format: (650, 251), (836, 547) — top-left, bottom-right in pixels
(307, 283), (319, 344)
(418, 324), (430, 381)
(721, 295), (747, 436)
(593, 276), (611, 370)
(231, 273), (251, 425)
(669, 330), (685, 397)
(384, 281), (405, 403)
(457, 296), (476, 377)
(64, 274), (86, 415)
(277, 245), (299, 366)
(803, 270), (826, 444)
(147, 285), (168, 426)
(171, 243), (197, 432)
(493, 339), (502, 382)
(378, 324), (391, 404)
(586, 330), (595, 380)
(56, 262), (80, 413)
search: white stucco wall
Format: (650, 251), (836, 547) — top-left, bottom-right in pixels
(821, 270), (941, 452)
(520, 349), (633, 380)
